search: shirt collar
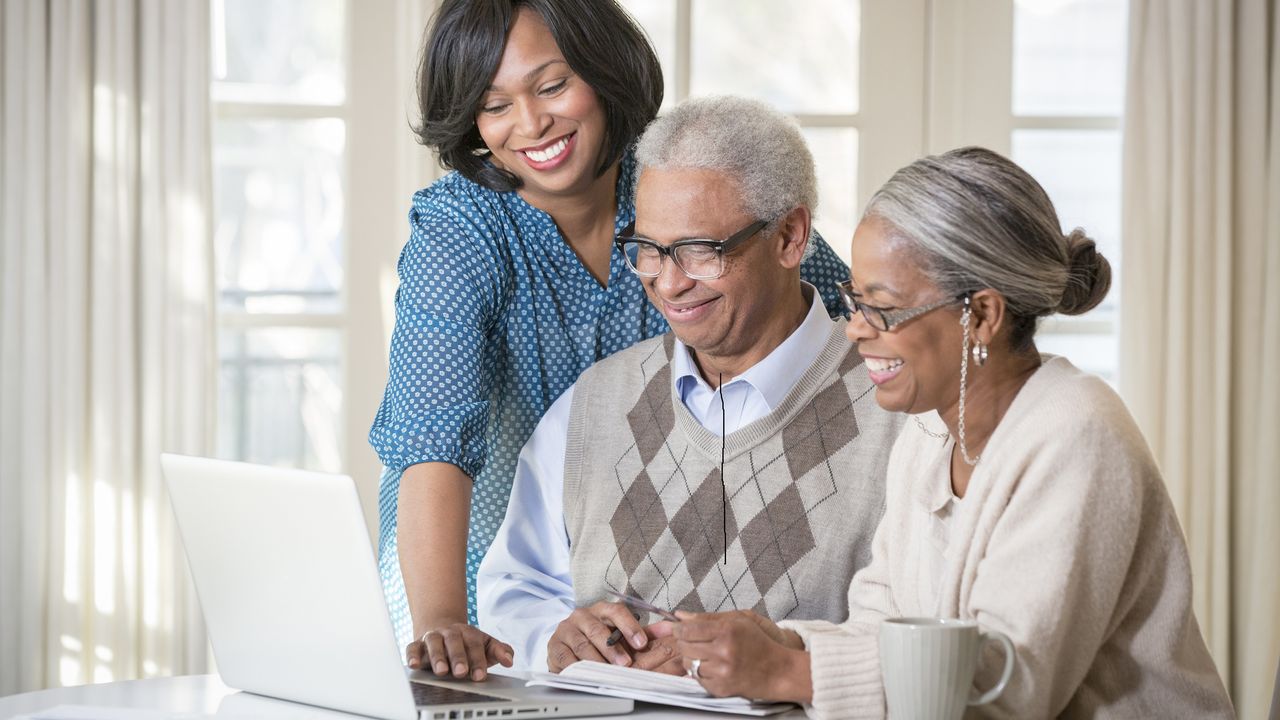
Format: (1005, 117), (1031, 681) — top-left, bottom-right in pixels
(910, 412), (958, 514)
(671, 282), (833, 408)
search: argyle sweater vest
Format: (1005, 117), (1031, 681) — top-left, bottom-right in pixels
(562, 321), (903, 623)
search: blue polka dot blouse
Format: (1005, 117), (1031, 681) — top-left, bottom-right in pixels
(369, 150), (851, 645)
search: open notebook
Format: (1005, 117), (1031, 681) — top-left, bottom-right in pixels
(528, 662), (797, 716)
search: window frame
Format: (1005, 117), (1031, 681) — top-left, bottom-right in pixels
(211, 0), (1126, 518)
(927, 0), (1125, 380)
(636, 0), (927, 257)
(211, 0), (433, 536)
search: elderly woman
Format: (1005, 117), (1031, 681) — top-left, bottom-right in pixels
(661, 147), (1234, 718)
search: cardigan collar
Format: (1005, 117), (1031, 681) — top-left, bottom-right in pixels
(911, 411), (957, 514)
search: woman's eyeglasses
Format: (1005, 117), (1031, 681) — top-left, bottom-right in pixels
(837, 280), (967, 332)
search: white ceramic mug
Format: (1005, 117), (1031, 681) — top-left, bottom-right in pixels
(878, 617), (1015, 720)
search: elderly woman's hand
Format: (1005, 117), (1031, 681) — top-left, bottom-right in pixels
(653, 610), (813, 703)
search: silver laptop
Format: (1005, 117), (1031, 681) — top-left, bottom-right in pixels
(161, 454), (632, 720)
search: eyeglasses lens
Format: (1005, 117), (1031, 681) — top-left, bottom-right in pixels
(672, 245), (722, 279)
(623, 242), (723, 280)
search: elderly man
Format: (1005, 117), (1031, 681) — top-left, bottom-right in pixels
(476, 96), (903, 673)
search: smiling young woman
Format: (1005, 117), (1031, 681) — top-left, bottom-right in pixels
(367, 0), (854, 684)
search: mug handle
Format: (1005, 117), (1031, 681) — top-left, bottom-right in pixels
(968, 629), (1015, 706)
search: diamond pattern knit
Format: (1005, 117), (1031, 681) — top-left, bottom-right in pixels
(563, 323), (903, 623)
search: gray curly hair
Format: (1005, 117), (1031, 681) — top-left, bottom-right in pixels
(633, 95), (818, 232)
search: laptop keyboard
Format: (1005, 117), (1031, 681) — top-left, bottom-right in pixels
(410, 681), (513, 706)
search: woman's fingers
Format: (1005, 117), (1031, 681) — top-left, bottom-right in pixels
(673, 616), (730, 644)
(487, 637), (516, 668)
(441, 628), (472, 677)
(421, 631), (450, 675)
(462, 627), (490, 681)
(405, 637), (426, 669)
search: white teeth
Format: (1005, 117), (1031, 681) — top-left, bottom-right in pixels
(525, 136), (569, 163)
(865, 357), (904, 373)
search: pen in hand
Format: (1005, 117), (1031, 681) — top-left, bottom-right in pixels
(606, 590), (682, 622)
(604, 590), (682, 647)
(604, 615), (639, 647)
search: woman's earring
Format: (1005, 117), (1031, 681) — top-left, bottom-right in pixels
(971, 341), (988, 367)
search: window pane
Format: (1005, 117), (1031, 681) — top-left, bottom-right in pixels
(212, 0), (346, 104)
(1013, 0), (1127, 116)
(618, 0), (677, 109)
(804, 128), (859, 263)
(1034, 332), (1118, 384)
(691, 0), (860, 114)
(214, 118), (346, 314)
(218, 328), (342, 472)
(1011, 128), (1122, 316)
(1013, 129), (1121, 379)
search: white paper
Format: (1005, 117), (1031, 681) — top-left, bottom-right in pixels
(527, 662), (796, 716)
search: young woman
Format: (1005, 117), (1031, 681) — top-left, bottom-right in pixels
(659, 148), (1233, 718)
(368, 0), (851, 682)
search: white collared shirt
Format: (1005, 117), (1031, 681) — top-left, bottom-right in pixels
(671, 284), (836, 435)
(476, 283), (834, 670)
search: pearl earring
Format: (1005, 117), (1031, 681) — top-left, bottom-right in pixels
(971, 341), (988, 367)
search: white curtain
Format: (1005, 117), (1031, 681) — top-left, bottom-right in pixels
(0, 0), (214, 694)
(1122, 0), (1280, 717)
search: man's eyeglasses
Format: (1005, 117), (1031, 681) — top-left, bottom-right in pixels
(616, 218), (768, 281)
(837, 280), (967, 332)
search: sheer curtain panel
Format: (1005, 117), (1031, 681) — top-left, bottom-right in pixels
(0, 0), (215, 694)
(1121, 0), (1280, 716)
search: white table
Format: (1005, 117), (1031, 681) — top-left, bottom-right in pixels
(0, 674), (805, 719)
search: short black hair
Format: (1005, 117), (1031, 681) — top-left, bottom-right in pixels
(414, 0), (664, 192)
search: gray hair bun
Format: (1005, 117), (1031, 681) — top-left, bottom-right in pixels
(1058, 228), (1112, 315)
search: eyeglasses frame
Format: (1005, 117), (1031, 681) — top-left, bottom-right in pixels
(836, 280), (969, 332)
(615, 218), (769, 280)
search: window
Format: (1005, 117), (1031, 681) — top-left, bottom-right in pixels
(212, 0), (349, 473)
(1009, 0), (1127, 382)
(621, 0), (870, 254)
(623, 0), (1127, 381)
(211, 0), (432, 525)
(210, 1), (1127, 481)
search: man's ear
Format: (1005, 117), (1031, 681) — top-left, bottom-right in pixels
(968, 288), (1008, 347)
(775, 206), (811, 270)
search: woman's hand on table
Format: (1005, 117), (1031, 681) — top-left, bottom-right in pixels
(407, 621), (514, 681)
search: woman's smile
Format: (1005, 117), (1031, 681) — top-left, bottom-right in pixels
(517, 131), (576, 169)
(862, 354), (905, 384)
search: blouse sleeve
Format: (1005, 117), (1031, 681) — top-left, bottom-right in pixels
(799, 229), (852, 320)
(368, 188), (510, 479)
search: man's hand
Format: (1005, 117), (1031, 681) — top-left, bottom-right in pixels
(546, 601), (651, 672)
(406, 621), (514, 681)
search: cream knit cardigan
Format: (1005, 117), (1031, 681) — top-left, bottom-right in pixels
(781, 355), (1233, 719)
